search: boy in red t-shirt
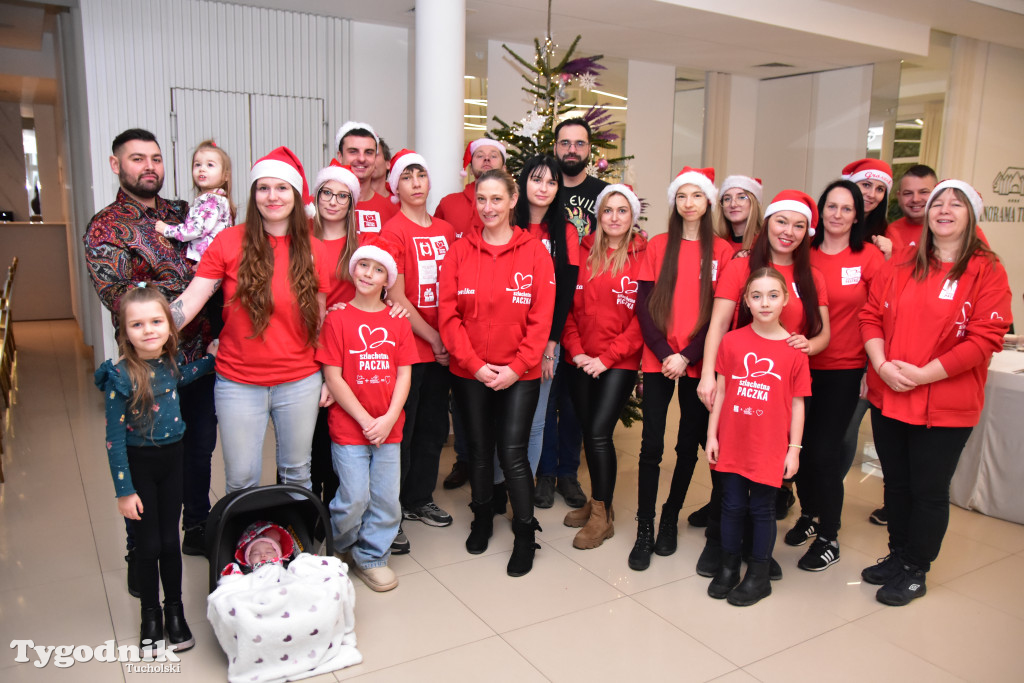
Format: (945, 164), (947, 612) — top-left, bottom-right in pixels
(705, 267), (811, 607)
(316, 243), (417, 593)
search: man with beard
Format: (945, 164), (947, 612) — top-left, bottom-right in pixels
(335, 121), (398, 235)
(555, 118), (608, 239)
(533, 119), (609, 509)
(84, 128), (218, 593)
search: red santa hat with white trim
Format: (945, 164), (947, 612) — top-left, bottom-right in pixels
(667, 166), (717, 205)
(595, 184), (642, 225)
(313, 159), (361, 206)
(841, 159), (893, 192)
(926, 179), (984, 221)
(461, 138), (507, 177)
(334, 121), (379, 154)
(349, 236), (399, 289)
(249, 146), (315, 218)
(720, 175), (763, 205)
(388, 149), (429, 204)
(764, 189), (819, 237)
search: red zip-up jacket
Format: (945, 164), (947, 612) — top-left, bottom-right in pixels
(860, 251), (1011, 427)
(439, 226), (555, 381)
(562, 233), (646, 371)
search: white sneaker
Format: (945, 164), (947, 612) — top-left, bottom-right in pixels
(352, 563), (398, 592)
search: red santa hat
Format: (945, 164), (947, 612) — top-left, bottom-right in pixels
(720, 175), (763, 205)
(595, 183), (642, 225)
(249, 146), (315, 218)
(764, 190), (819, 237)
(313, 160), (361, 206)
(841, 159), (893, 192)
(926, 179), (984, 222)
(334, 121), (379, 154)
(667, 166), (717, 205)
(349, 238), (398, 289)
(461, 138), (507, 177)
(388, 149), (429, 204)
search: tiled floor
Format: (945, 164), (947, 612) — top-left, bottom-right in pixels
(2, 319), (1024, 681)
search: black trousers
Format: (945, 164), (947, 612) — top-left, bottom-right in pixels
(567, 366), (636, 504)
(451, 375), (539, 523)
(796, 368), (862, 539)
(400, 362), (452, 509)
(720, 472), (777, 561)
(128, 441), (184, 610)
(870, 408), (972, 571)
(311, 406), (340, 510)
(637, 373), (708, 520)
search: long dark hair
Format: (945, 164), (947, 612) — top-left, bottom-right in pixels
(812, 180), (867, 252)
(863, 187), (889, 239)
(749, 213), (822, 337)
(514, 155), (569, 273)
(647, 192), (716, 338)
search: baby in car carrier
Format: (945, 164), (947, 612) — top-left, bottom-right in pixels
(221, 521), (297, 577)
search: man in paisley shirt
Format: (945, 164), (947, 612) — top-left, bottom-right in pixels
(83, 129), (218, 591)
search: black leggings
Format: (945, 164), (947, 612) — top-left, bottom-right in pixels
(128, 441), (184, 610)
(720, 472), (777, 561)
(871, 408), (972, 571)
(311, 406), (340, 510)
(637, 373), (708, 519)
(796, 368), (862, 539)
(451, 375), (540, 523)
(567, 366), (636, 504)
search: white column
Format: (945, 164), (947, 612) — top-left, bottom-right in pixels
(938, 36), (989, 179)
(625, 60), (676, 235)
(415, 0), (465, 211)
(703, 72), (758, 178)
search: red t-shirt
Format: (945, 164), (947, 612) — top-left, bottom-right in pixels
(526, 222), (581, 266)
(809, 244), (885, 369)
(886, 217), (924, 251)
(354, 191), (399, 237)
(315, 306), (417, 445)
(320, 236), (356, 307)
(638, 234), (735, 376)
(713, 325), (811, 487)
(381, 212), (456, 363)
(197, 225), (329, 385)
(715, 257), (829, 336)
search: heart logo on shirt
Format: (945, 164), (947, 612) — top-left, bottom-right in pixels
(612, 276), (638, 295)
(731, 352), (782, 381)
(348, 324), (397, 354)
(506, 272), (533, 292)
(755, 409), (764, 416)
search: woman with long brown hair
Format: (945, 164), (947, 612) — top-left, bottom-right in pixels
(172, 147), (331, 493)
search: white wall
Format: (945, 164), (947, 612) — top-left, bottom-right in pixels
(625, 60), (676, 234)
(753, 66), (872, 201)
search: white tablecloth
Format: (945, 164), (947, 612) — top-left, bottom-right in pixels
(950, 350), (1024, 524)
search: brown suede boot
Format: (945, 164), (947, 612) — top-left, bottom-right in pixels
(564, 500), (615, 528)
(572, 500), (615, 549)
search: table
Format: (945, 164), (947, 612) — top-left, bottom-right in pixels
(950, 350), (1024, 524)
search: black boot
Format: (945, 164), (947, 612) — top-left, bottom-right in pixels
(696, 539), (722, 577)
(492, 482), (508, 516)
(687, 502), (711, 527)
(707, 551), (742, 599)
(125, 548), (140, 598)
(507, 518), (542, 577)
(744, 552), (783, 581)
(728, 559), (772, 606)
(163, 601), (195, 652)
(628, 517), (655, 571)
(653, 505), (679, 556)
(466, 501), (494, 554)
(139, 606), (163, 658)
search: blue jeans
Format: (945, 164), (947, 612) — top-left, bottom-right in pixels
(330, 442), (400, 569)
(537, 347), (583, 478)
(214, 371), (321, 493)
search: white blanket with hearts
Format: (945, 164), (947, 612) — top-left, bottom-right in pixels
(208, 553), (361, 683)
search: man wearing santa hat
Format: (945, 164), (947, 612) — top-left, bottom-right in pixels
(334, 121), (398, 236)
(434, 137), (507, 240)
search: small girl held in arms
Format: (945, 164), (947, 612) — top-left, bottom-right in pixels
(316, 242), (416, 593)
(155, 139), (236, 262)
(705, 268), (810, 606)
(94, 284), (217, 654)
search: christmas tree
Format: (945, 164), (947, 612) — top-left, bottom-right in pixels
(488, 34), (631, 181)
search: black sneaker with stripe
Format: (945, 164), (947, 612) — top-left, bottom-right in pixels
(784, 515), (818, 546)
(798, 537), (840, 571)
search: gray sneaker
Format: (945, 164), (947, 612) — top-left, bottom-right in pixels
(556, 476), (587, 508)
(390, 525), (411, 554)
(534, 475), (556, 508)
(403, 502), (453, 527)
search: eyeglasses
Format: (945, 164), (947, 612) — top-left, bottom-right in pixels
(721, 194), (750, 205)
(318, 188), (351, 204)
(556, 140), (589, 150)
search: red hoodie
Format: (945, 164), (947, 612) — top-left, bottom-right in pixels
(860, 252), (1011, 427)
(562, 233), (646, 370)
(439, 226), (555, 380)
(434, 182), (481, 240)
